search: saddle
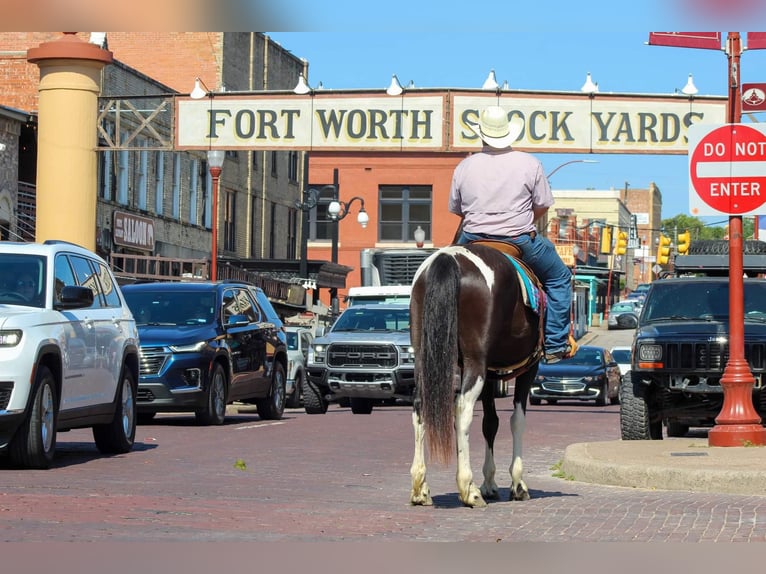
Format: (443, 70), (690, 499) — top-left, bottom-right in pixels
(468, 239), (547, 379)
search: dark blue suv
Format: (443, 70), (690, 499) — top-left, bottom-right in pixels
(121, 281), (287, 425)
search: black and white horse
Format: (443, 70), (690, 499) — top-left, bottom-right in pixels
(409, 242), (544, 507)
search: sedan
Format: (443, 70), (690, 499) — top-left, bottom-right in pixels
(610, 345), (631, 380)
(530, 345), (621, 406)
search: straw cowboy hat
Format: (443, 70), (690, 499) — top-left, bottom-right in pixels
(470, 106), (524, 149)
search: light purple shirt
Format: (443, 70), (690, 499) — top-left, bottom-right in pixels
(448, 147), (553, 237)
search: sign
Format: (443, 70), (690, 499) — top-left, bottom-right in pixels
(555, 244), (574, 266)
(742, 84), (766, 112)
(688, 123), (766, 216)
(648, 32), (721, 50)
(113, 210), (155, 251)
(175, 90), (727, 154)
(628, 214), (639, 249)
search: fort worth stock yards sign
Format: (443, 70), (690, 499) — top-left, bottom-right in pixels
(175, 90), (726, 154)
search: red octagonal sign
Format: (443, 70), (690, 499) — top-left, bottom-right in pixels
(689, 123), (766, 216)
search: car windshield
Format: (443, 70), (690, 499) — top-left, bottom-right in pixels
(0, 254), (47, 308)
(641, 281), (766, 323)
(331, 307), (410, 332)
(611, 349), (631, 363)
(124, 290), (217, 326)
(611, 304), (636, 313)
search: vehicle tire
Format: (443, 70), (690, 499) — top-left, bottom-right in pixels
(619, 372), (662, 440)
(256, 361), (286, 420)
(9, 365), (57, 469)
(529, 397), (542, 406)
(195, 363), (228, 425)
(303, 379), (328, 414)
(595, 381), (608, 407)
(666, 420), (690, 437)
(350, 397), (374, 414)
(546, 399), (558, 405)
(93, 366), (137, 454)
(285, 370), (304, 409)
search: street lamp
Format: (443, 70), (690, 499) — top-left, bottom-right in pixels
(414, 226), (426, 248)
(207, 149), (225, 281)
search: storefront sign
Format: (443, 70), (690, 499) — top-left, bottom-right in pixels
(113, 210), (155, 251)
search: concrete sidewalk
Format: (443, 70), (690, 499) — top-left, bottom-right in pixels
(561, 438), (766, 495)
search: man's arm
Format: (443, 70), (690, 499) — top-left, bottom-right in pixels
(533, 205), (549, 221)
(451, 215), (465, 244)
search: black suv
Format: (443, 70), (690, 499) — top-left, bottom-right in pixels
(620, 257), (766, 439)
(121, 281), (288, 424)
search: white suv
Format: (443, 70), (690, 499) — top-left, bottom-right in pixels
(0, 240), (139, 468)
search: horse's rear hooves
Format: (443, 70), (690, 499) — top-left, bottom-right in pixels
(510, 486), (531, 501)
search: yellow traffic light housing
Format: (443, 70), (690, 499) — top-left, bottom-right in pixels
(677, 230), (691, 254)
(657, 234), (672, 265)
(600, 226), (612, 254)
(613, 231), (628, 255)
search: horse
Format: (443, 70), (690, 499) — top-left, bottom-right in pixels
(409, 241), (544, 508)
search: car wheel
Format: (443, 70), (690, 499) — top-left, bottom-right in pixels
(619, 371), (662, 440)
(94, 366), (137, 454)
(303, 379), (328, 414)
(10, 365), (57, 469)
(350, 397), (374, 414)
(196, 363), (228, 425)
(137, 412), (156, 424)
(257, 361), (286, 420)
(595, 381), (608, 407)
(529, 397), (541, 406)
(546, 399), (558, 405)
(285, 370), (304, 409)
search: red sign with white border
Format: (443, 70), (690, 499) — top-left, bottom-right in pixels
(742, 83), (766, 112)
(688, 123), (766, 216)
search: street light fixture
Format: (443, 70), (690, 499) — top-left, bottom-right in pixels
(414, 226), (426, 248)
(546, 159), (599, 180)
(207, 149), (225, 281)
(327, 197), (368, 228)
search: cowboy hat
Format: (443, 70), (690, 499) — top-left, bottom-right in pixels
(469, 106), (523, 149)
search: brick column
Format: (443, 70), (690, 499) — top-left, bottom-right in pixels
(27, 33), (112, 250)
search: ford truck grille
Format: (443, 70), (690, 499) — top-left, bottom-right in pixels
(327, 343), (398, 368)
(662, 342), (766, 371)
(140, 346), (169, 376)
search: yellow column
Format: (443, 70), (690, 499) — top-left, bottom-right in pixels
(27, 33), (112, 250)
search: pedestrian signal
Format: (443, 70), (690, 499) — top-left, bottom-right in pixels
(677, 230), (691, 254)
(657, 234), (672, 265)
(613, 231), (628, 255)
(600, 226), (612, 254)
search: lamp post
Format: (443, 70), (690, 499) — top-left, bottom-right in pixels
(546, 159), (598, 180)
(414, 226), (426, 248)
(207, 150), (225, 281)
(326, 169), (368, 317)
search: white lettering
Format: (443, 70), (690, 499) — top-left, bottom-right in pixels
(710, 182), (761, 196)
(704, 142), (726, 157)
(735, 141), (766, 157)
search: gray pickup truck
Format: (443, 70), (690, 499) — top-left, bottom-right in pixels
(304, 304), (415, 414)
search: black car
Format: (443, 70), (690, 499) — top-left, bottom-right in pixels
(121, 281), (288, 424)
(530, 345), (621, 406)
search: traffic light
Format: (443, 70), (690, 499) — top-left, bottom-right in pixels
(613, 231), (628, 255)
(600, 226), (612, 254)
(657, 234), (672, 265)
(677, 230), (691, 254)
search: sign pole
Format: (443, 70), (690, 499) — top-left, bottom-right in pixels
(708, 33), (766, 446)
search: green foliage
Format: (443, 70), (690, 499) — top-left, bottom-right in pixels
(661, 214), (756, 240)
(233, 458), (247, 470)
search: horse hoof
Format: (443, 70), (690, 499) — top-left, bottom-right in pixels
(510, 484), (531, 501)
(480, 485), (500, 500)
(410, 495), (433, 506)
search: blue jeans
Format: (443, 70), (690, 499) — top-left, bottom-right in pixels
(458, 231), (573, 352)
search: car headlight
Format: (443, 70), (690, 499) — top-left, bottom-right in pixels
(399, 345), (416, 364)
(168, 341), (207, 353)
(638, 344), (662, 362)
(0, 330), (22, 347)
(309, 344), (326, 364)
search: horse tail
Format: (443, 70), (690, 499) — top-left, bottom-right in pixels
(418, 252), (460, 464)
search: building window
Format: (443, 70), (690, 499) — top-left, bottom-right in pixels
(308, 185), (336, 241)
(137, 140), (148, 211)
(98, 132), (114, 201)
(251, 151), (257, 171)
(172, 154), (181, 219)
(271, 150), (278, 177)
(287, 207), (297, 259)
(116, 131), (129, 205)
(154, 151), (165, 215)
(189, 159), (199, 225)
(288, 150), (299, 183)
(224, 190), (236, 252)
(269, 202), (277, 259)
(379, 185), (431, 242)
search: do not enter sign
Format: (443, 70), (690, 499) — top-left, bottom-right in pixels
(688, 123), (766, 216)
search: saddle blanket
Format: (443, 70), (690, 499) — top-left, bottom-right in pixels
(504, 255), (543, 315)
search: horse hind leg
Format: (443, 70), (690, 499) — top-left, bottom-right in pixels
(410, 407), (432, 506)
(508, 373), (532, 501)
(455, 370), (486, 508)
(479, 380), (500, 501)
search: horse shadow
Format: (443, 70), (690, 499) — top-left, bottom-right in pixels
(429, 487), (578, 508)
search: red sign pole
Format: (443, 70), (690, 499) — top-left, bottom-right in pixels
(708, 33), (766, 447)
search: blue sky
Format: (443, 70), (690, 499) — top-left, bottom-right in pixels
(263, 4), (766, 226)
